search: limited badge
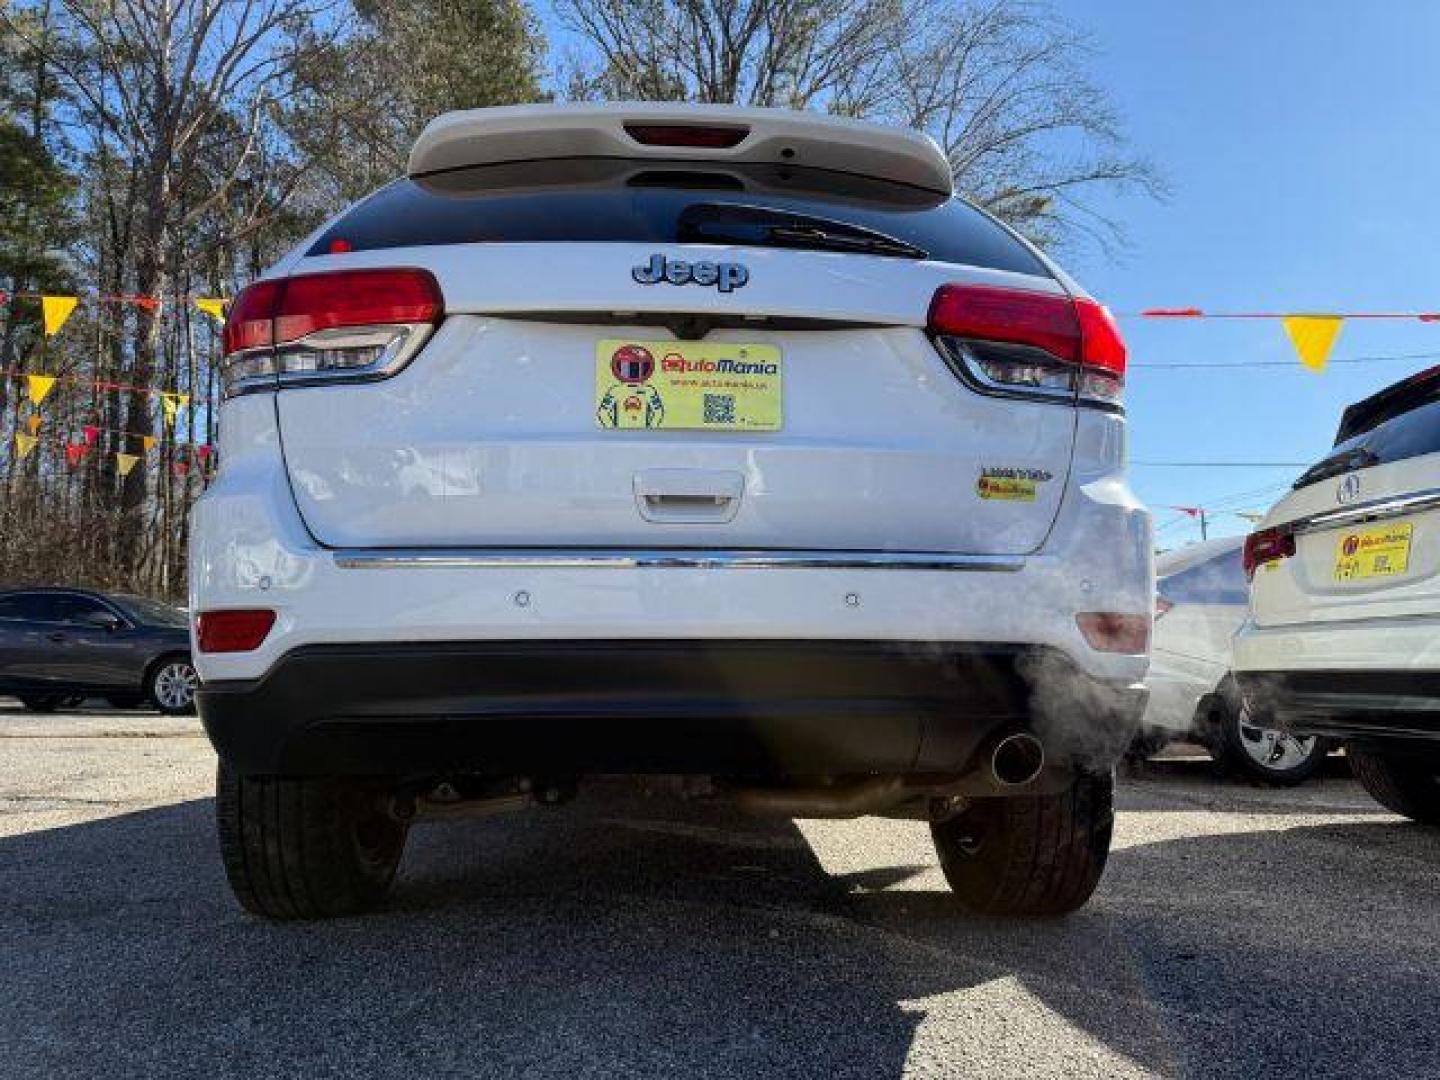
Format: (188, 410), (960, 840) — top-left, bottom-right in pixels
(977, 466), (1052, 502)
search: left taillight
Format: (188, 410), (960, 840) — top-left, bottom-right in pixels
(926, 284), (1128, 407)
(196, 609), (276, 653)
(221, 268), (444, 397)
(1242, 525), (1296, 580)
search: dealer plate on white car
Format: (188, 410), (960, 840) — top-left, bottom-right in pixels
(594, 339), (782, 431)
(1333, 522), (1412, 581)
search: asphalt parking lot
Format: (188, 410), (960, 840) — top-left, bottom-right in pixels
(2, 702), (1437, 1079)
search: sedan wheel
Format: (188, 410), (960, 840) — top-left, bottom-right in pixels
(1210, 687), (1326, 787)
(148, 658), (199, 715)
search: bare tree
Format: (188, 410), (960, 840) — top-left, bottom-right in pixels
(559, 0), (901, 107)
(557, 0), (1160, 251)
(3, 0), (330, 582)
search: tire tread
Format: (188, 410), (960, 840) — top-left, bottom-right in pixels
(932, 771), (1113, 917)
(215, 766), (405, 920)
(1349, 749), (1440, 825)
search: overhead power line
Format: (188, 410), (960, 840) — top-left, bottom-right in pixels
(1131, 461), (1306, 468)
(1132, 350), (1440, 370)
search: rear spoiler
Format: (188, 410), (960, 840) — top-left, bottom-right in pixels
(407, 102), (955, 196)
(1335, 363), (1440, 444)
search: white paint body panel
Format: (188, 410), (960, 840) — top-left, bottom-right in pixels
(1143, 538), (1246, 734)
(275, 304), (1077, 553)
(191, 396), (1151, 685)
(1145, 605), (1242, 734)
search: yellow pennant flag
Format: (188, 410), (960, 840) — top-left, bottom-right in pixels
(14, 433), (38, 459)
(26, 374), (57, 406)
(195, 297), (227, 323)
(26, 415), (41, 436)
(160, 392), (189, 427)
(1282, 315), (1343, 373)
(141, 435), (158, 453)
(41, 295), (79, 337)
(115, 452), (141, 477)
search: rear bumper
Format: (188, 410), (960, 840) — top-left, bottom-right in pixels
(197, 640), (1146, 778)
(1235, 669), (1440, 746)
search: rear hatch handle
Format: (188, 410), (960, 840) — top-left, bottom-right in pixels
(634, 469), (745, 524)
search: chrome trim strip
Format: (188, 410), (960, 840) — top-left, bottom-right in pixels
(332, 549), (1027, 572)
(1290, 486), (1440, 534)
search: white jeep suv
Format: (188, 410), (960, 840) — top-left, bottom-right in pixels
(191, 103), (1152, 920)
(1235, 366), (1440, 823)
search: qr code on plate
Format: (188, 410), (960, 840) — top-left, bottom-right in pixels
(703, 393), (736, 424)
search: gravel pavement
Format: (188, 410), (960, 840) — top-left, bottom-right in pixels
(2, 701), (1437, 1079)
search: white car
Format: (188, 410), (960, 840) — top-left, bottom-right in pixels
(190, 103), (1153, 920)
(1235, 366), (1440, 823)
(1139, 536), (1326, 785)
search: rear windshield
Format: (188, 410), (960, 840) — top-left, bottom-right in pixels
(309, 158), (1049, 277)
(113, 594), (187, 628)
(1159, 550), (1248, 606)
(1294, 366), (1440, 489)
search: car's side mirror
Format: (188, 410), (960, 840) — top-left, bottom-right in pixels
(79, 610), (123, 631)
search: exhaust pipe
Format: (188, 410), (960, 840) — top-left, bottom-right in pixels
(990, 731), (1046, 787)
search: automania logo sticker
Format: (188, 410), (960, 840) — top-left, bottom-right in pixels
(632, 253), (750, 293)
(661, 355), (778, 375)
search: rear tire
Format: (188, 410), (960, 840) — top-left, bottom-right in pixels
(1348, 748), (1440, 825)
(930, 770), (1114, 916)
(216, 765), (409, 919)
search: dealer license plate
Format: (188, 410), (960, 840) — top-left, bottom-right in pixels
(1333, 522), (1412, 581)
(594, 339), (782, 431)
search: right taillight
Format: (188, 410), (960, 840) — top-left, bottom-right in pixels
(926, 284), (1128, 406)
(1242, 525), (1296, 580)
(221, 268), (444, 397)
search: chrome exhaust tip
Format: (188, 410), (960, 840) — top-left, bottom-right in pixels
(990, 731), (1046, 787)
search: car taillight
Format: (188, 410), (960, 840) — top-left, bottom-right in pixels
(1155, 595), (1174, 619)
(927, 284), (1128, 406)
(221, 268), (444, 397)
(1076, 612), (1150, 654)
(196, 609), (276, 653)
(1242, 526), (1296, 580)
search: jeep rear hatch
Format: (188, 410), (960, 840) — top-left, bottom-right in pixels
(240, 118), (1120, 557)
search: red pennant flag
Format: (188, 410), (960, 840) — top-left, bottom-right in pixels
(65, 442), (88, 467)
(196, 444), (213, 461)
(82, 425), (100, 445)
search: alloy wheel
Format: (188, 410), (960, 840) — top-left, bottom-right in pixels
(153, 661), (198, 711)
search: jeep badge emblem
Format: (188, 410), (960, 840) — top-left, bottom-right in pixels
(1336, 473), (1361, 504)
(632, 253), (749, 293)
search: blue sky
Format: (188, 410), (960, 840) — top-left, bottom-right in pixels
(537, 2), (1440, 549)
(1063, 1), (1440, 547)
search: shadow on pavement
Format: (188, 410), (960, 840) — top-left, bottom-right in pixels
(2, 788), (1437, 1078)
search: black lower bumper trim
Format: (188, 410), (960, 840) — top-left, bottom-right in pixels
(198, 640), (1145, 778)
(1236, 669), (1440, 745)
